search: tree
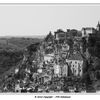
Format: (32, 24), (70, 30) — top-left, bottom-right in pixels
(67, 38), (73, 49)
(26, 42), (40, 56)
(81, 37), (87, 53)
(70, 29), (78, 37)
(44, 31), (54, 43)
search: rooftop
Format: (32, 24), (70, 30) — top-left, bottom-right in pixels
(82, 27), (95, 30)
(68, 52), (83, 60)
(54, 29), (66, 34)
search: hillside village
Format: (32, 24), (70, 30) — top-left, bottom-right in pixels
(0, 22), (100, 93)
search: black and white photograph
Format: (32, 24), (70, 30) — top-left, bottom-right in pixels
(0, 4), (100, 94)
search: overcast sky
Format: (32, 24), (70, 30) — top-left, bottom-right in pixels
(0, 4), (100, 36)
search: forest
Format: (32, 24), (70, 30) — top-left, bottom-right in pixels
(0, 37), (42, 75)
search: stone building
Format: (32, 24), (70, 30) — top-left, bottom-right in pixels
(66, 52), (83, 77)
(53, 64), (61, 77)
(81, 27), (96, 37)
(54, 29), (66, 43)
(62, 64), (68, 77)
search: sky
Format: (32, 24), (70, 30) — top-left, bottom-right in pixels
(0, 4), (100, 36)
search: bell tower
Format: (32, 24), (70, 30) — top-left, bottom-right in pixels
(97, 21), (100, 31)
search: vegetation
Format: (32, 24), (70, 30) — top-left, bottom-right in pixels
(0, 37), (43, 76)
(0, 50), (23, 75)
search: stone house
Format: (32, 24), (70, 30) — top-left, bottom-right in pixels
(66, 52), (84, 77)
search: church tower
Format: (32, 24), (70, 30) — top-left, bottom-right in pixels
(97, 21), (100, 31)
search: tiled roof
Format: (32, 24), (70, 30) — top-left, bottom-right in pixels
(68, 52), (83, 60)
(54, 29), (65, 33)
(82, 27), (95, 30)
